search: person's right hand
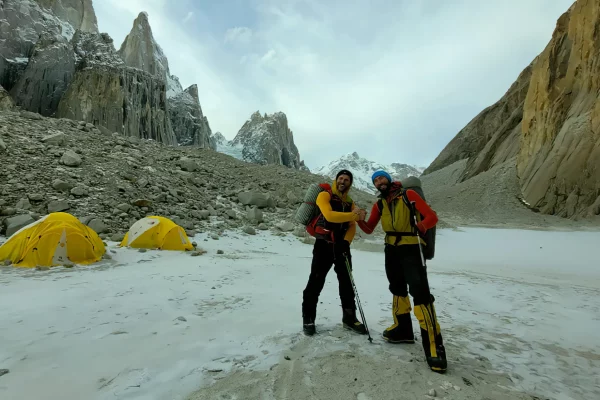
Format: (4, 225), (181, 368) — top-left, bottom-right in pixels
(354, 208), (366, 221)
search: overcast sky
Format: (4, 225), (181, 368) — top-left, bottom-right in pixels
(93, 0), (574, 170)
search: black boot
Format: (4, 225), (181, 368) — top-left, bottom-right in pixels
(303, 315), (315, 336)
(383, 295), (415, 343)
(383, 313), (415, 343)
(415, 302), (447, 373)
(342, 308), (367, 334)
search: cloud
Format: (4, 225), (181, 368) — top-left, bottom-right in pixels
(183, 11), (194, 23)
(224, 27), (253, 43)
(93, 0), (575, 170)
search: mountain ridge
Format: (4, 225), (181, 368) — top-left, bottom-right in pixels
(314, 151), (425, 194)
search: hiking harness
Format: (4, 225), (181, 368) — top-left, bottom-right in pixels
(381, 189), (424, 246)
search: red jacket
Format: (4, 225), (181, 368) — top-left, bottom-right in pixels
(357, 182), (438, 234)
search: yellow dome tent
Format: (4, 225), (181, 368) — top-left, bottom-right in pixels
(0, 212), (106, 268)
(119, 216), (194, 251)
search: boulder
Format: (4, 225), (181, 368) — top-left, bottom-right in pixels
(178, 157), (200, 172)
(41, 131), (67, 146)
(60, 150), (82, 167)
(276, 221), (295, 232)
(238, 192), (269, 208)
(247, 207), (264, 223)
(88, 218), (108, 234)
(4, 214), (35, 237)
(47, 200), (70, 213)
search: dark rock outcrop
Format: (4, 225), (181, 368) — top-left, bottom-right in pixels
(0, 84), (15, 111)
(169, 84), (215, 149)
(231, 111), (304, 169)
(0, 57), (29, 92)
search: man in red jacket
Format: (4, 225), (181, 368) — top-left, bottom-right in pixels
(357, 170), (447, 373)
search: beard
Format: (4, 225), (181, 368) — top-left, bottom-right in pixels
(337, 183), (348, 192)
(376, 184), (390, 196)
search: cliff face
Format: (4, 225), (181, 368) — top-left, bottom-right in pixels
(0, 0), (79, 58)
(231, 111), (304, 169)
(423, 1), (600, 219)
(517, 1), (600, 218)
(117, 11), (217, 148)
(117, 12), (168, 79)
(118, 12), (184, 99)
(168, 84), (215, 149)
(9, 32), (76, 116)
(56, 31), (176, 145)
(0, 0), (77, 90)
(33, 0), (98, 33)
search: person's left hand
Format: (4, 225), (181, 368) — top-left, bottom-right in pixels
(340, 240), (351, 256)
(416, 222), (426, 234)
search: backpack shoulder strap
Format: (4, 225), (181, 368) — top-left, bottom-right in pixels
(400, 189), (418, 229)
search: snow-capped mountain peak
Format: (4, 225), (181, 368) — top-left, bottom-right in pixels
(314, 152), (425, 194)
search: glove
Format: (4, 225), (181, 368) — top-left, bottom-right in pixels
(416, 222), (426, 234)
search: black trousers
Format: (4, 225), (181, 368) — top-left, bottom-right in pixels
(385, 244), (433, 306)
(302, 239), (356, 319)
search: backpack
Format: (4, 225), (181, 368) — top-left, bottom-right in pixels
(400, 176), (437, 260)
(295, 183), (332, 237)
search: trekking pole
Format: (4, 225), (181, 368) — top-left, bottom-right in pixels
(410, 201), (426, 267)
(410, 202), (440, 338)
(344, 255), (373, 343)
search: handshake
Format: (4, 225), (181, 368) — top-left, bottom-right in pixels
(353, 207), (367, 221)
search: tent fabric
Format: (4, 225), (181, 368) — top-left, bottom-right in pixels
(0, 212), (106, 268)
(119, 216), (194, 251)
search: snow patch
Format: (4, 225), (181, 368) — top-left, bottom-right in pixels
(8, 57), (30, 64)
(59, 19), (75, 41)
(216, 140), (244, 161)
(167, 74), (183, 98)
(0, 228), (599, 400)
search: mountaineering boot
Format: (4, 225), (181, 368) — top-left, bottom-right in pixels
(342, 308), (367, 334)
(414, 302), (447, 373)
(383, 295), (415, 343)
(303, 315), (315, 336)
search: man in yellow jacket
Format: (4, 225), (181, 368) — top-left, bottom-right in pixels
(302, 169), (367, 336)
